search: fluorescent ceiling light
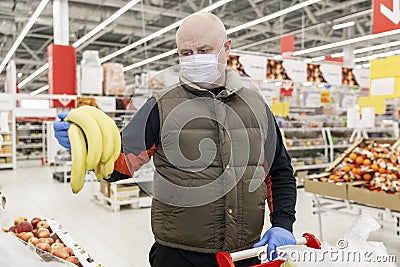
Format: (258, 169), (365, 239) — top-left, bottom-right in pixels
(20, 0), (142, 89)
(353, 40), (400, 54)
(226, 0), (322, 34)
(18, 63), (49, 89)
(292, 28), (400, 56)
(311, 56), (325, 62)
(123, 0), (322, 72)
(100, 0), (234, 63)
(122, 49), (177, 72)
(30, 85), (49, 96)
(72, 0), (140, 48)
(332, 21), (355, 30)
(273, 55), (283, 60)
(330, 52), (345, 58)
(0, 0), (49, 74)
(304, 58), (312, 63)
(17, 72), (23, 78)
(353, 49), (400, 63)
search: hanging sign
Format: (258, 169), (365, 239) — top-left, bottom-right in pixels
(282, 60), (307, 83)
(320, 64), (342, 86)
(373, 0), (400, 34)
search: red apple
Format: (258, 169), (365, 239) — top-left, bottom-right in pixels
(8, 225), (16, 233)
(36, 220), (49, 229)
(52, 248), (70, 260)
(16, 221), (33, 234)
(65, 246), (74, 256)
(28, 237), (39, 246)
(14, 217), (27, 226)
(1, 227), (8, 232)
(38, 237), (54, 245)
(18, 232), (34, 242)
(66, 256), (80, 265)
(36, 242), (51, 252)
(37, 228), (50, 238)
(30, 217), (42, 229)
(51, 242), (64, 250)
(32, 228), (38, 237)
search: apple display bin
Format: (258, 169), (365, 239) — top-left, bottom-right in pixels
(45, 218), (102, 267)
(216, 233), (321, 267)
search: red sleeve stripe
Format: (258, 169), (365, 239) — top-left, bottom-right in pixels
(114, 144), (157, 177)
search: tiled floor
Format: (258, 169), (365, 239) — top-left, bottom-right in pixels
(0, 162), (399, 266)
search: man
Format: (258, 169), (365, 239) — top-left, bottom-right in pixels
(55, 12), (296, 267)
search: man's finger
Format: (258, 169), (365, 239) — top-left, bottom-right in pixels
(54, 121), (70, 131)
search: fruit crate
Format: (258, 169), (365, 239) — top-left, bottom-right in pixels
(305, 138), (400, 204)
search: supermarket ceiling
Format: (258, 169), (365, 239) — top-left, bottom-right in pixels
(0, 0), (392, 92)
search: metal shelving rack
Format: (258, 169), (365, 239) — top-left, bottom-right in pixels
(0, 109), (16, 170)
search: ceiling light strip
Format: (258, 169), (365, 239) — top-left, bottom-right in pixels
(226, 0), (322, 34)
(72, 0), (141, 48)
(124, 0), (322, 71)
(123, 49), (177, 72)
(19, 0), (142, 89)
(331, 21), (355, 30)
(18, 63), (49, 89)
(0, 0), (50, 74)
(29, 85), (49, 96)
(100, 0), (234, 63)
(293, 28), (400, 56)
(353, 49), (400, 63)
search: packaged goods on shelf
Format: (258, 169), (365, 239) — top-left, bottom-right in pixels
(102, 63), (126, 95)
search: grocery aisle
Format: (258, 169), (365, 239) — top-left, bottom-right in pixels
(0, 164), (398, 267)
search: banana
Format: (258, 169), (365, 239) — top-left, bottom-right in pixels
(79, 106), (115, 163)
(94, 164), (104, 182)
(68, 124), (87, 194)
(66, 108), (103, 170)
(102, 155), (115, 179)
(78, 105), (121, 161)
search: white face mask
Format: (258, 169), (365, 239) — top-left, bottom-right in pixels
(179, 41), (226, 85)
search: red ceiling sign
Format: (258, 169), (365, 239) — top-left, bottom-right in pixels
(373, 0), (400, 34)
(280, 34), (294, 56)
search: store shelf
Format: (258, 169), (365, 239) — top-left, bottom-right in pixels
(16, 126), (42, 130)
(0, 131), (12, 134)
(0, 154), (13, 157)
(1, 142), (12, 145)
(0, 163), (14, 169)
(16, 144), (43, 148)
(17, 155), (42, 160)
(17, 135), (43, 139)
(294, 163), (330, 171)
(287, 145), (326, 151)
(332, 144), (350, 149)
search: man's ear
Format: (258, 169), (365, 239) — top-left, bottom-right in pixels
(224, 39), (232, 56)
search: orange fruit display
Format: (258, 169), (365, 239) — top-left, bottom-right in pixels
(363, 159), (371, 166)
(349, 153), (357, 161)
(371, 164), (379, 171)
(342, 165), (350, 172)
(363, 173), (372, 181)
(356, 156), (364, 165)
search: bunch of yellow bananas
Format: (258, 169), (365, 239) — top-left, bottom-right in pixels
(66, 106), (121, 194)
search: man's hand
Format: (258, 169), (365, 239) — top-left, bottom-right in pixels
(54, 113), (71, 150)
(253, 227), (295, 261)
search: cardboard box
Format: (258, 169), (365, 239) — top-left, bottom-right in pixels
(348, 184), (400, 212)
(110, 184), (140, 201)
(304, 173), (366, 200)
(100, 180), (110, 198)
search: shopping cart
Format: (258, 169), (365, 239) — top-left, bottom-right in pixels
(216, 233), (320, 267)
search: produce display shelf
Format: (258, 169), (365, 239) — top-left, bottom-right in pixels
(17, 144), (43, 148)
(18, 135), (43, 139)
(282, 127), (323, 132)
(17, 155), (42, 160)
(287, 145), (326, 151)
(294, 163), (330, 171)
(0, 153), (13, 157)
(332, 144), (349, 149)
(0, 163), (14, 169)
(16, 126), (42, 130)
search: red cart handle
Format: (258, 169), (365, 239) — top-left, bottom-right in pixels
(216, 233), (320, 267)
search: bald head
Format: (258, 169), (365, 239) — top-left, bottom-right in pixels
(176, 12), (227, 45)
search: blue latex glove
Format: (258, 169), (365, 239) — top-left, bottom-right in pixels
(54, 112), (71, 150)
(253, 227), (296, 261)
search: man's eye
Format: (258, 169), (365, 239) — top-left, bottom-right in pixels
(199, 49), (208, 53)
(182, 51), (192, 56)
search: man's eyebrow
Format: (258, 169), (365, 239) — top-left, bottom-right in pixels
(197, 45), (212, 49)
